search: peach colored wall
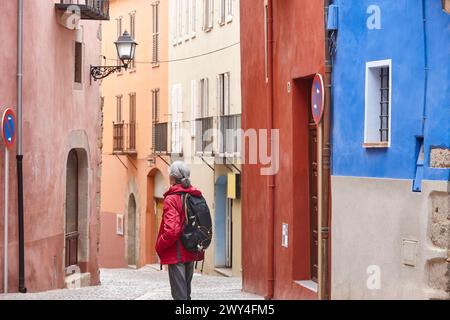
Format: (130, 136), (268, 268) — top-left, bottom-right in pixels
(99, 0), (170, 268)
(0, 0), (102, 292)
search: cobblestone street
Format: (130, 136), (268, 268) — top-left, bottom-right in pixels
(0, 266), (262, 300)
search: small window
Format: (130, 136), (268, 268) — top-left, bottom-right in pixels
(116, 17), (123, 67)
(116, 95), (123, 123)
(227, 0), (233, 22)
(191, 0), (197, 37)
(364, 60), (392, 148)
(199, 78), (209, 118)
(152, 2), (160, 65)
(203, 0), (213, 31)
(74, 42), (83, 84)
(219, 0), (226, 25)
(152, 88), (160, 123)
(129, 12), (136, 69)
(218, 72), (231, 116)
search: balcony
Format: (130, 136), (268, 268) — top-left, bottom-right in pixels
(153, 122), (168, 154)
(196, 117), (215, 155)
(113, 122), (137, 155)
(219, 114), (242, 157)
(56, 0), (110, 21)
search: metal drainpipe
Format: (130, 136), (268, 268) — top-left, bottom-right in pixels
(421, 0), (428, 135)
(17, 0), (27, 294)
(265, 0), (276, 300)
(322, 0), (332, 301)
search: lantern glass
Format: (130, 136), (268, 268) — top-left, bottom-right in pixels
(114, 31), (138, 67)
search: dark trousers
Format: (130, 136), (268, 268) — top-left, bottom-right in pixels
(168, 262), (194, 300)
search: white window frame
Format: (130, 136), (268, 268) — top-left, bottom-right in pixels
(218, 72), (231, 116)
(226, 0), (233, 23)
(199, 78), (209, 118)
(185, 0), (191, 41)
(219, 0), (226, 25)
(171, 84), (183, 154)
(172, 1), (178, 46)
(364, 59), (392, 148)
(203, 0), (214, 32)
(191, 0), (197, 38)
(178, 0), (183, 44)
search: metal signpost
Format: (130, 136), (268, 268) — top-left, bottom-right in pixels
(311, 73), (325, 299)
(2, 108), (16, 293)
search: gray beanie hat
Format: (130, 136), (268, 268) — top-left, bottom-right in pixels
(169, 161), (191, 188)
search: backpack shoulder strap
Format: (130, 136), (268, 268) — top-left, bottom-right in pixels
(181, 193), (189, 224)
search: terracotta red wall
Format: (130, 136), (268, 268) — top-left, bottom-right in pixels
(240, 0), (326, 300)
(0, 1), (102, 292)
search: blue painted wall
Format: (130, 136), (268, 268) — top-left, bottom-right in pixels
(214, 176), (227, 267)
(331, 0), (450, 181)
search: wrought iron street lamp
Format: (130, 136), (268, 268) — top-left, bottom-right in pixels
(90, 31), (138, 81)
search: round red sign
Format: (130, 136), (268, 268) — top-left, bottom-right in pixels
(311, 73), (325, 125)
(2, 108), (16, 149)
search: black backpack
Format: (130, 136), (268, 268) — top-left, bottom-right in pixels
(179, 193), (213, 253)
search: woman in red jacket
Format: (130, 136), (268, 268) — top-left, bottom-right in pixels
(156, 161), (204, 300)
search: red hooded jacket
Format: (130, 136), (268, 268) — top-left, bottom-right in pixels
(156, 184), (205, 265)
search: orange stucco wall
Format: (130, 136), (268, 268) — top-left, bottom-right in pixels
(99, 0), (169, 268)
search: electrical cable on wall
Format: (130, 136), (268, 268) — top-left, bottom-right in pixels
(103, 41), (241, 65)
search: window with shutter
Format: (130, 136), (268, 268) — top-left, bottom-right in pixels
(203, 0), (213, 31)
(191, 0), (197, 37)
(185, 0), (190, 40)
(226, 0), (233, 23)
(129, 12), (136, 69)
(116, 17), (123, 67)
(152, 2), (160, 65)
(178, 0), (183, 43)
(219, 0), (226, 25)
(191, 80), (198, 137)
(116, 95), (123, 123)
(74, 41), (82, 84)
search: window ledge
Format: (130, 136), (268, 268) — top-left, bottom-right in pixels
(294, 280), (318, 293)
(363, 142), (389, 149)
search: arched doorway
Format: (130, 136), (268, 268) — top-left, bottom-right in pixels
(215, 176), (232, 269)
(127, 194), (137, 266)
(65, 149), (89, 272)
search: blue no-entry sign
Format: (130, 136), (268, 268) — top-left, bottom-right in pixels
(2, 108), (16, 149)
(311, 73), (325, 125)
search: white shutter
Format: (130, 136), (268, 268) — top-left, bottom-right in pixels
(171, 85), (178, 152)
(224, 72), (230, 115)
(209, 0), (214, 29)
(205, 78), (209, 117)
(177, 85), (183, 153)
(191, 0), (196, 36)
(191, 80), (198, 137)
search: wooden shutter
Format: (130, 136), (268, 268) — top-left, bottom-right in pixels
(74, 42), (82, 84)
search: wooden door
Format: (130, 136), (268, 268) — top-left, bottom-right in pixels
(65, 150), (79, 268)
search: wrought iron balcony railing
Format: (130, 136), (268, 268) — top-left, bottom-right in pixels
(219, 114), (242, 157)
(113, 122), (137, 155)
(153, 122), (168, 154)
(56, 0), (110, 21)
(196, 117), (215, 154)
